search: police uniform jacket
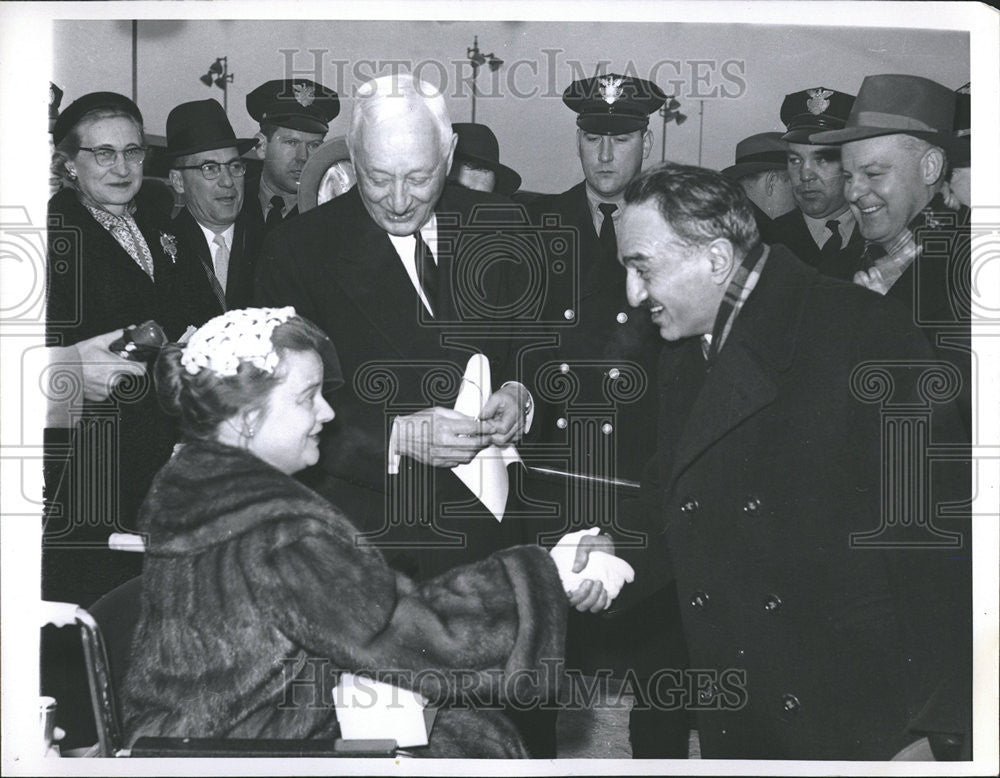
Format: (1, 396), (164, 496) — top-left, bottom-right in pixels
(624, 245), (970, 759)
(242, 172), (298, 235)
(525, 181), (662, 483)
(526, 182), (685, 681)
(770, 207), (865, 282)
(170, 205), (263, 312)
(255, 183), (539, 581)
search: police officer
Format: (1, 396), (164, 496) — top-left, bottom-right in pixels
(771, 87), (864, 281)
(525, 74), (689, 759)
(244, 78), (340, 232)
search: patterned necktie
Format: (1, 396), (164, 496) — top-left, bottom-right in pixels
(414, 230), (438, 316)
(598, 202), (618, 259)
(821, 218), (842, 258)
(265, 195), (285, 229)
(212, 233), (230, 302)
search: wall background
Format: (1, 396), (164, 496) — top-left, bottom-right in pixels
(51, 18), (969, 193)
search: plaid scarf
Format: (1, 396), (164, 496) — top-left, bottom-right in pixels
(855, 193), (961, 295)
(703, 241), (768, 363)
(80, 194), (156, 280)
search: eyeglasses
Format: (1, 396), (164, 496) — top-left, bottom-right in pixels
(173, 160), (247, 180)
(77, 146), (148, 166)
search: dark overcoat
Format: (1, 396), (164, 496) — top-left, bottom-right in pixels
(255, 183), (544, 580)
(44, 188), (219, 602)
(122, 438), (567, 758)
(620, 246), (971, 759)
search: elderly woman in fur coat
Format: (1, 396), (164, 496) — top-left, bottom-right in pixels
(121, 307), (625, 758)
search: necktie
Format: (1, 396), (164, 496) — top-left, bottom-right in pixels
(414, 230), (438, 316)
(821, 219), (842, 259)
(598, 202), (618, 259)
(265, 195), (285, 229)
(212, 233), (230, 301)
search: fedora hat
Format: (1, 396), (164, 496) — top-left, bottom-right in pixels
(451, 123), (522, 195)
(166, 99), (258, 159)
(297, 136), (354, 213)
(810, 74), (955, 145)
(720, 132), (788, 180)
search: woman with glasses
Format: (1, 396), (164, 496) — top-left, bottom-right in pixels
(45, 92), (219, 608)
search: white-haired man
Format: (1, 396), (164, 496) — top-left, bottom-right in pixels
(255, 77), (592, 756)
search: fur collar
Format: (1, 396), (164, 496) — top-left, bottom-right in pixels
(139, 438), (335, 557)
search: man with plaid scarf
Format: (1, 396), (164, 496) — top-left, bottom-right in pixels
(607, 162), (970, 760)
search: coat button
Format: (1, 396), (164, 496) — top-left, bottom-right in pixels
(781, 693), (801, 713)
(559, 362), (570, 373)
(763, 593), (783, 612)
(608, 367), (621, 380)
(743, 495), (762, 515)
(616, 311), (628, 324)
(601, 422), (613, 435)
(564, 308), (575, 320)
(690, 591), (709, 609)
(556, 417), (568, 429)
(680, 497), (700, 514)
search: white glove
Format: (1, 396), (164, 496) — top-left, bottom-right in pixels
(549, 528), (635, 604)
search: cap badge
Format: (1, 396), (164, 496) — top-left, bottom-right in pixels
(599, 75), (624, 105)
(293, 83), (316, 107)
(806, 88), (833, 116)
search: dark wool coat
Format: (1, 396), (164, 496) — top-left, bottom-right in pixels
(44, 188), (220, 603)
(255, 183), (545, 581)
(618, 247), (971, 760)
(122, 439), (567, 758)
(878, 194), (972, 434)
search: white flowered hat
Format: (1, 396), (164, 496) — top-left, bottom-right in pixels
(181, 306), (297, 377)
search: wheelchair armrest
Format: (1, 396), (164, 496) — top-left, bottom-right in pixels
(128, 736), (397, 758)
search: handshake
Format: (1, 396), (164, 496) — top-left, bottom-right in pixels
(549, 528), (635, 613)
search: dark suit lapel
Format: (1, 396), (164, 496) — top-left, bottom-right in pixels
(173, 208), (225, 311)
(665, 249), (807, 491)
(335, 190), (441, 361)
(667, 340), (777, 490)
(226, 216), (260, 309)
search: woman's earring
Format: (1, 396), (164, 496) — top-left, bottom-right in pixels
(67, 169), (77, 180)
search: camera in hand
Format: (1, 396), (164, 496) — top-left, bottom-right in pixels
(109, 320), (168, 361)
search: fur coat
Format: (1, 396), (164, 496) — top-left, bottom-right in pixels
(122, 438), (567, 758)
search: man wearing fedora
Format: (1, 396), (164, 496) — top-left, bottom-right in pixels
(525, 74), (689, 759)
(720, 131), (796, 243)
(167, 99), (262, 314)
(243, 78), (340, 233)
(812, 74), (971, 431)
(769, 87), (865, 282)
(448, 123), (522, 196)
